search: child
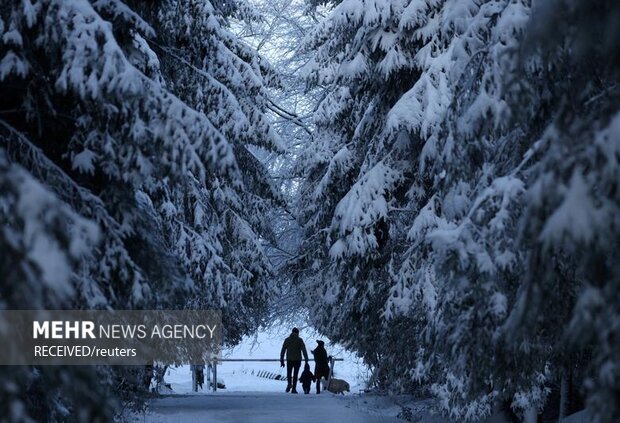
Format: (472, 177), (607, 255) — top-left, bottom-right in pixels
(299, 363), (315, 394)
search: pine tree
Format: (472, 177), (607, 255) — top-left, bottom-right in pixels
(294, 0), (445, 388)
(0, 0), (280, 419)
(298, 0), (620, 421)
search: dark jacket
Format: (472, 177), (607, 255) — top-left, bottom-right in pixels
(299, 364), (314, 386)
(280, 332), (308, 362)
(312, 344), (330, 378)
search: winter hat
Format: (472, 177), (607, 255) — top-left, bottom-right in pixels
(292, 327), (299, 334)
(316, 340), (324, 346)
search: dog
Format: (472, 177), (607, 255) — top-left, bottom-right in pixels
(323, 377), (350, 394)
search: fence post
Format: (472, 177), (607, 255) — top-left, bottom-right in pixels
(327, 357), (335, 390)
(213, 362), (218, 392)
(191, 365), (197, 392)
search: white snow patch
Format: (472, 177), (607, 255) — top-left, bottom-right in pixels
(540, 170), (601, 247)
(72, 149), (97, 174)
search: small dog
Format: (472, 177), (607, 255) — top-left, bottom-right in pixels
(323, 377), (350, 394)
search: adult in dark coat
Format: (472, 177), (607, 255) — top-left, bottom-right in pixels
(311, 340), (330, 394)
(280, 327), (309, 393)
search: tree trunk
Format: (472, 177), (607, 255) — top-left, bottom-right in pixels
(524, 407), (538, 423)
(559, 366), (570, 421)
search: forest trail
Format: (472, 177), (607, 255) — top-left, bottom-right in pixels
(142, 392), (406, 423)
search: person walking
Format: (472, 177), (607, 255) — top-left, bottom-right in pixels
(299, 363), (315, 394)
(280, 327), (309, 393)
(311, 340), (330, 394)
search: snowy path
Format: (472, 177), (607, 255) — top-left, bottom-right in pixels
(142, 392), (405, 423)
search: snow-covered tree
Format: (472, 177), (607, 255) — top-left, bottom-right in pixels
(509, 2), (620, 421)
(297, 0), (620, 421)
(292, 0), (447, 391)
(230, 0), (328, 324)
(1, 0), (280, 419)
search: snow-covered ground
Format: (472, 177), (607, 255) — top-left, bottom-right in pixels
(132, 327), (588, 423)
(133, 391), (589, 423)
(130, 326), (391, 422)
(140, 393), (405, 423)
(163, 325), (367, 394)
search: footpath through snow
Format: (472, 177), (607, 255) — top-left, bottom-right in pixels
(138, 392), (589, 423)
(132, 328), (589, 423)
(141, 392), (405, 423)
(132, 327), (426, 423)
